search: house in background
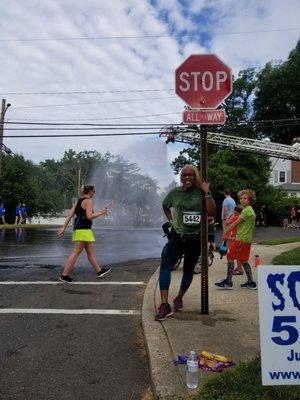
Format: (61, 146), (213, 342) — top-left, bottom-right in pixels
(270, 158), (300, 197)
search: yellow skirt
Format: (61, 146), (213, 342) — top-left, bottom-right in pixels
(72, 229), (95, 242)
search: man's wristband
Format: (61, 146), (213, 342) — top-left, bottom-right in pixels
(205, 191), (212, 197)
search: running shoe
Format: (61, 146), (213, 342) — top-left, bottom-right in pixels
(240, 281), (257, 290)
(214, 279), (233, 290)
(155, 303), (173, 321)
(173, 296), (183, 311)
(59, 275), (73, 283)
(97, 267), (111, 278)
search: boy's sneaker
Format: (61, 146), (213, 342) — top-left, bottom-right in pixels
(173, 296), (183, 311)
(155, 303), (173, 321)
(214, 279), (233, 290)
(97, 267), (111, 278)
(241, 281), (257, 290)
(59, 275), (73, 283)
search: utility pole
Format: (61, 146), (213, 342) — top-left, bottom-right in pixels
(0, 99), (11, 178)
(200, 124), (209, 314)
(77, 168), (82, 197)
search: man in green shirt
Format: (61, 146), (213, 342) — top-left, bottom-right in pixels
(215, 189), (257, 290)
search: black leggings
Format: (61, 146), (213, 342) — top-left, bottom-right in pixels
(159, 230), (201, 292)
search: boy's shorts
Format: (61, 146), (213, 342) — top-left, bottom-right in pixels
(227, 240), (251, 263)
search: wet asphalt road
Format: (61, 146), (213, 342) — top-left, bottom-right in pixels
(0, 227), (166, 267)
(0, 259), (159, 400)
(0, 228), (167, 400)
(0, 226), (299, 400)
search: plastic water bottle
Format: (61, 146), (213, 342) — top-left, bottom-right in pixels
(186, 350), (198, 389)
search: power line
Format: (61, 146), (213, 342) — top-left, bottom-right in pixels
(5, 117), (300, 127)
(0, 89), (174, 95)
(235, 123), (299, 129)
(12, 96), (176, 109)
(7, 112), (181, 122)
(5, 121), (165, 126)
(3, 122), (300, 133)
(4, 127), (160, 131)
(3, 132), (159, 138)
(236, 118), (300, 125)
(0, 28), (298, 42)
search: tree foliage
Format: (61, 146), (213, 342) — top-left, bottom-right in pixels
(41, 149), (111, 204)
(0, 154), (65, 222)
(253, 40), (300, 144)
(207, 150), (272, 219)
(0, 150), (162, 226)
(223, 67), (257, 138)
(170, 40), (300, 224)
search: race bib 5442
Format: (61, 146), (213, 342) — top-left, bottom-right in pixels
(183, 212), (201, 225)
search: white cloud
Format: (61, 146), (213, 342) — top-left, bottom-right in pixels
(206, 0), (300, 73)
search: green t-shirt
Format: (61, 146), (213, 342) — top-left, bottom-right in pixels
(237, 205), (256, 243)
(162, 186), (201, 235)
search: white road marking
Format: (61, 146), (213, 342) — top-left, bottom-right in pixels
(0, 308), (140, 315)
(0, 281), (144, 285)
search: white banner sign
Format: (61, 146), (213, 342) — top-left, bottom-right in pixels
(258, 265), (300, 385)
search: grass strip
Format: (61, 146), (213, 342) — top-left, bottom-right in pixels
(194, 358), (300, 400)
(258, 237), (300, 245)
(273, 247), (300, 265)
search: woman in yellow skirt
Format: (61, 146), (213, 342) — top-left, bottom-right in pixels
(58, 184), (112, 283)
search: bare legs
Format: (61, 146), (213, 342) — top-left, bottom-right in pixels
(175, 288), (186, 299)
(161, 288), (186, 304)
(161, 289), (169, 304)
(62, 241), (101, 276)
(85, 243), (101, 273)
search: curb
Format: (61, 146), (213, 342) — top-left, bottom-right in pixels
(142, 268), (186, 400)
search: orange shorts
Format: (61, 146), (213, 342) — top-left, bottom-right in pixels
(227, 240), (251, 263)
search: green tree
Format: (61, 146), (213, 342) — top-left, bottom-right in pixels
(128, 173), (161, 226)
(0, 149), (165, 227)
(0, 154), (64, 222)
(96, 156), (162, 226)
(253, 40), (300, 144)
(207, 150), (272, 218)
(223, 67), (257, 138)
(169, 61), (296, 224)
(30, 164), (65, 217)
(42, 149), (111, 204)
(257, 185), (294, 224)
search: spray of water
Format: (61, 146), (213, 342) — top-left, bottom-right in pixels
(89, 138), (176, 228)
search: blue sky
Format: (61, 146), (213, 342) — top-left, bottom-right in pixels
(0, 0), (299, 188)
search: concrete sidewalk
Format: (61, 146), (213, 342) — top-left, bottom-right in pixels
(142, 242), (300, 400)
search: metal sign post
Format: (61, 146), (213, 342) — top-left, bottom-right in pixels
(200, 124), (209, 314)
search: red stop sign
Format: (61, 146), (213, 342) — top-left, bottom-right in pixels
(175, 54), (232, 109)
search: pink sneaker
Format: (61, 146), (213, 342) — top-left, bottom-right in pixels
(155, 303), (173, 321)
(173, 296), (183, 311)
